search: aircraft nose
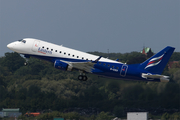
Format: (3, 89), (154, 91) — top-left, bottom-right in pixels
(7, 43), (14, 49)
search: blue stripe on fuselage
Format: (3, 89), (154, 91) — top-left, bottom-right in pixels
(24, 54), (160, 82)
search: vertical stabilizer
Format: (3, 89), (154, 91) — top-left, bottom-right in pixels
(139, 46), (175, 74)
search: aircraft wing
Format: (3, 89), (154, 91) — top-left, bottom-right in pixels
(60, 56), (102, 73)
(70, 62), (95, 73)
(142, 73), (169, 82)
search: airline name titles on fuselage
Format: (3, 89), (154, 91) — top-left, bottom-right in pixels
(38, 47), (52, 55)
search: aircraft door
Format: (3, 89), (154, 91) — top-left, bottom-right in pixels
(120, 65), (128, 77)
(32, 40), (40, 52)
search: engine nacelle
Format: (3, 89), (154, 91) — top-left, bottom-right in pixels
(54, 60), (73, 71)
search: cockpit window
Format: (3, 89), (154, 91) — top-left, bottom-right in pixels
(22, 40), (26, 43)
(18, 39), (26, 43)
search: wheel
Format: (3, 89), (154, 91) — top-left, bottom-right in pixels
(78, 75), (88, 81)
(78, 75), (83, 80)
(24, 62), (28, 66)
(82, 76), (88, 81)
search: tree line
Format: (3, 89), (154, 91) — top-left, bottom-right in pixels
(0, 52), (179, 119)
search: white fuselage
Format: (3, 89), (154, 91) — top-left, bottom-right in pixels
(7, 38), (121, 64)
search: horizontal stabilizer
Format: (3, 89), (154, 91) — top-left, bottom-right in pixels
(142, 73), (169, 82)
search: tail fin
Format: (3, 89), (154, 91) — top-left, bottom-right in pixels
(139, 46), (175, 74)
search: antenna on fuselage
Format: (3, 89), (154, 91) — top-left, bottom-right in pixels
(107, 49), (109, 58)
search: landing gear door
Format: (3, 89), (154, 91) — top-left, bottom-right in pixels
(32, 40), (40, 52)
(120, 65), (128, 77)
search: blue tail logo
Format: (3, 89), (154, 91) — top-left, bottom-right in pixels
(139, 46), (175, 74)
(145, 54), (164, 69)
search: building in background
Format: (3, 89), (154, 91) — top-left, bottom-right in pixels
(1, 108), (22, 118)
(168, 61), (180, 69)
(141, 47), (154, 58)
(127, 112), (148, 120)
(0, 111), (3, 118)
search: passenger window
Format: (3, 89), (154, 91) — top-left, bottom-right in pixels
(103, 63), (106, 66)
(108, 64), (110, 67)
(68, 54), (70, 56)
(112, 66), (114, 68)
(86, 59), (88, 60)
(72, 55), (74, 57)
(82, 57), (84, 59)
(42, 46), (44, 48)
(47, 48), (49, 50)
(99, 62), (101, 65)
(55, 50), (57, 52)
(51, 49), (53, 51)
(59, 51), (61, 53)
(64, 52), (66, 55)
(116, 67), (119, 69)
(77, 56), (79, 58)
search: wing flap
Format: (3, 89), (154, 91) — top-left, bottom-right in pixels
(60, 60), (96, 73)
(71, 62), (95, 73)
(59, 56), (102, 73)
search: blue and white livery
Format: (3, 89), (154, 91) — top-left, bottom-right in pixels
(7, 38), (175, 82)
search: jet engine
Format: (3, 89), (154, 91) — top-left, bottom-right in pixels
(54, 60), (73, 71)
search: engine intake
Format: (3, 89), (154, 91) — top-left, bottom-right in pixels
(54, 60), (73, 71)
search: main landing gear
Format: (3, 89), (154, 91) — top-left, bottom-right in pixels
(78, 71), (88, 81)
(78, 75), (88, 81)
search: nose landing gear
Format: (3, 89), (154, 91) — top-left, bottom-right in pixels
(24, 62), (28, 66)
(24, 55), (30, 66)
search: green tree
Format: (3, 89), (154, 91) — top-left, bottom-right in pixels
(27, 85), (41, 98)
(173, 69), (180, 82)
(0, 76), (7, 88)
(113, 106), (124, 117)
(16, 87), (27, 100)
(161, 112), (170, 120)
(0, 65), (10, 76)
(170, 52), (180, 61)
(106, 81), (120, 93)
(62, 112), (80, 120)
(0, 85), (7, 100)
(14, 66), (30, 76)
(159, 83), (180, 108)
(1, 52), (25, 73)
(170, 112), (180, 120)
(127, 56), (146, 64)
(96, 111), (113, 120)
(122, 84), (144, 101)
(147, 48), (154, 58)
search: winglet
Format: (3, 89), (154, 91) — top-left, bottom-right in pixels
(94, 56), (102, 63)
(115, 59), (119, 61)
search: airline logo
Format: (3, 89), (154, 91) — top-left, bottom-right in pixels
(145, 54), (164, 69)
(38, 47), (52, 54)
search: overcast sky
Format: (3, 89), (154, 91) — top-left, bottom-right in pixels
(0, 0), (179, 57)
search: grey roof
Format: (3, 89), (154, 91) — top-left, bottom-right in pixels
(2, 108), (20, 112)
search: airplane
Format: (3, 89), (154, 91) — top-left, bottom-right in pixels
(7, 38), (175, 82)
